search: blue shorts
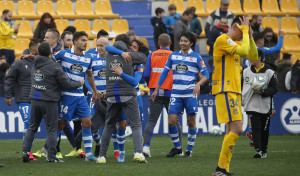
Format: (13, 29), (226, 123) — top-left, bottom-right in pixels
(118, 95), (144, 121)
(87, 94), (96, 116)
(18, 103), (31, 124)
(168, 97), (198, 116)
(59, 95), (90, 121)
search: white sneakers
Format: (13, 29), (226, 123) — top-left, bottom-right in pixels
(142, 146), (151, 157)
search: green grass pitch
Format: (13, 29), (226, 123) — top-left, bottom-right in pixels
(0, 135), (299, 175)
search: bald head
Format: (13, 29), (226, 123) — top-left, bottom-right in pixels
(97, 37), (109, 57)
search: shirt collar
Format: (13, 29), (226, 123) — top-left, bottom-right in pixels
(179, 49), (193, 55)
(160, 47), (170, 50)
(71, 47), (85, 55)
(254, 63), (265, 73)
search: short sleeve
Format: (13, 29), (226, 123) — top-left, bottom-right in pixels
(215, 35), (239, 55)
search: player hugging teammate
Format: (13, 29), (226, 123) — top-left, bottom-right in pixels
(242, 49), (278, 159)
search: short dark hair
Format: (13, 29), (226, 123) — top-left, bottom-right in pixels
(155, 7), (165, 16)
(253, 32), (264, 43)
(29, 38), (42, 51)
(61, 31), (73, 40)
(182, 10), (192, 16)
(2, 9), (10, 15)
(97, 29), (109, 39)
(231, 15), (245, 27)
(252, 14), (262, 20)
(0, 62), (10, 72)
(64, 26), (76, 33)
(38, 42), (52, 57)
(115, 34), (131, 47)
(47, 28), (60, 41)
(180, 32), (196, 48)
(73, 31), (88, 43)
(188, 6), (196, 13)
(282, 53), (292, 60)
(257, 49), (265, 62)
(168, 4), (176, 11)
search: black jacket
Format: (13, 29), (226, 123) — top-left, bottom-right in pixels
(207, 25), (228, 56)
(30, 55), (82, 102)
(291, 60), (300, 92)
(151, 17), (167, 38)
(4, 58), (34, 103)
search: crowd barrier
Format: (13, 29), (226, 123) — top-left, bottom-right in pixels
(0, 93), (299, 139)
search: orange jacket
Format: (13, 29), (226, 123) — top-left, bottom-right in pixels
(148, 48), (173, 90)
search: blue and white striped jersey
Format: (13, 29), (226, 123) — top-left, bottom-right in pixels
(86, 48), (98, 57)
(53, 47), (92, 96)
(87, 54), (106, 94)
(163, 49), (209, 97)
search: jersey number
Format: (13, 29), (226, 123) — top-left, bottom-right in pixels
(22, 106), (29, 114)
(60, 105), (69, 114)
(170, 98), (176, 105)
(229, 99), (238, 108)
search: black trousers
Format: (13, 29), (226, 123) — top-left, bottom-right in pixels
(250, 113), (270, 153)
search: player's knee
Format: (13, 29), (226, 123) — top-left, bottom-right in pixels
(168, 120), (176, 127)
(82, 120), (91, 128)
(58, 120), (66, 130)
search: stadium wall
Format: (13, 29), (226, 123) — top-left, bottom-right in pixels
(0, 93), (299, 139)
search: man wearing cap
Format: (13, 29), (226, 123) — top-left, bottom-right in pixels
(204, 0), (234, 35)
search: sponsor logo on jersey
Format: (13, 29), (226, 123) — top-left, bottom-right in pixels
(175, 63), (188, 73)
(70, 63), (83, 74)
(33, 70), (44, 81)
(109, 59), (123, 71)
(98, 68), (106, 77)
(280, 98), (300, 134)
(109, 76), (123, 81)
(227, 38), (236, 46)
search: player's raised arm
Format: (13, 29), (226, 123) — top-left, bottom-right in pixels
(233, 17), (250, 57)
(245, 26), (258, 61)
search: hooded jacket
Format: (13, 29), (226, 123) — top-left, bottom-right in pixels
(30, 55), (82, 102)
(106, 41), (147, 98)
(4, 58), (34, 103)
(174, 16), (190, 51)
(276, 59), (292, 93)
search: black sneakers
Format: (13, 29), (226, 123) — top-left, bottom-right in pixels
(254, 151), (262, 158)
(184, 151), (192, 157)
(212, 166), (232, 176)
(22, 151), (30, 163)
(94, 145), (101, 158)
(166, 148), (182, 157)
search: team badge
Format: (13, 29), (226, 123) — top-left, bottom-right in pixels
(175, 63), (188, 73)
(33, 70), (44, 81)
(200, 60), (206, 68)
(70, 63), (83, 74)
(98, 68), (106, 77)
(227, 39), (236, 46)
(109, 59), (123, 71)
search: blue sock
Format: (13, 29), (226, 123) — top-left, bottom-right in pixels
(112, 129), (119, 152)
(186, 128), (197, 152)
(169, 126), (181, 149)
(57, 130), (61, 142)
(117, 128), (126, 153)
(82, 128), (93, 154)
(92, 132), (101, 146)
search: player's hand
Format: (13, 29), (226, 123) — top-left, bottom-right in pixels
(292, 90), (299, 94)
(237, 16), (249, 33)
(249, 23), (253, 38)
(102, 90), (107, 99)
(151, 90), (158, 102)
(13, 23), (20, 32)
(253, 89), (263, 94)
(193, 84), (200, 98)
(5, 98), (12, 106)
(121, 52), (132, 63)
(270, 110), (276, 118)
(112, 65), (123, 75)
(79, 78), (84, 86)
(170, 26), (174, 30)
(279, 29), (284, 36)
(20, 54), (35, 60)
